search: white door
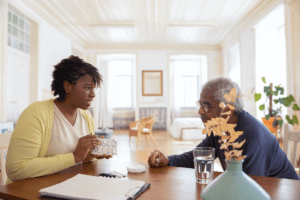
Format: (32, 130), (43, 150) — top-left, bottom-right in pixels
(7, 49), (30, 124)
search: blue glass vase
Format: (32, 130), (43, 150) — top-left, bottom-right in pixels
(201, 159), (271, 200)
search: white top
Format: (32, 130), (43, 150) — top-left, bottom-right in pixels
(46, 104), (89, 157)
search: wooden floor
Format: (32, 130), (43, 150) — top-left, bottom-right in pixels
(116, 129), (205, 165)
(0, 130), (219, 186)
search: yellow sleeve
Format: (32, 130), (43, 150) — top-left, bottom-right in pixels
(82, 109), (97, 163)
(83, 109), (95, 135)
(6, 102), (75, 182)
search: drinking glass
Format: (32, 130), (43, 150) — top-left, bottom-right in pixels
(193, 147), (215, 184)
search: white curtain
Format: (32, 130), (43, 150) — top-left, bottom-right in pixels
(132, 60), (136, 120)
(99, 60), (113, 128)
(170, 60), (181, 123)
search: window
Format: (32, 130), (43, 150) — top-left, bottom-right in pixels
(110, 60), (133, 108)
(7, 9), (31, 54)
(228, 41), (241, 87)
(255, 3), (286, 121)
(173, 60), (202, 108)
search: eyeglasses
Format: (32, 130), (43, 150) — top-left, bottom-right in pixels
(195, 101), (210, 113)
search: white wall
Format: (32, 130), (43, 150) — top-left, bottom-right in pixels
(239, 28), (256, 117)
(90, 48), (222, 130)
(221, 1), (299, 119)
(39, 22), (72, 92)
(222, 26), (259, 118)
(10, 0), (73, 101)
(0, 0), (75, 123)
(138, 50), (168, 108)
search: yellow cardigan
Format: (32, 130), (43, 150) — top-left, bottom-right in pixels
(6, 99), (95, 184)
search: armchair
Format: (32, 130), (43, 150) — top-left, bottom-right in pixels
(129, 117), (157, 148)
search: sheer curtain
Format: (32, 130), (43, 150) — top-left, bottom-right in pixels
(170, 60), (181, 123)
(100, 60), (113, 128)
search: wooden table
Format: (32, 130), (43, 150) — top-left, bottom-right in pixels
(0, 159), (300, 199)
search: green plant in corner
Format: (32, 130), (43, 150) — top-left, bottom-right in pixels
(255, 77), (300, 132)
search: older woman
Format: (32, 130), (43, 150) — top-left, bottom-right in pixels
(6, 56), (111, 184)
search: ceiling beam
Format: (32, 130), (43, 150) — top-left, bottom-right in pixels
(86, 43), (221, 51)
(49, 0), (97, 44)
(20, 0), (86, 47)
(61, 22), (214, 27)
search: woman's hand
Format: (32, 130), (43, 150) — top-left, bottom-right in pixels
(92, 154), (113, 159)
(73, 134), (100, 163)
(91, 136), (113, 160)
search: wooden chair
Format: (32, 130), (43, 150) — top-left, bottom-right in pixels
(283, 124), (300, 176)
(0, 133), (12, 185)
(129, 117), (157, 148)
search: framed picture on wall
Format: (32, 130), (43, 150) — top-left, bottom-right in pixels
(142, 70), (163, 96)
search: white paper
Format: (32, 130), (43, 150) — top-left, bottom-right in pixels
(39, 174), (146, 200)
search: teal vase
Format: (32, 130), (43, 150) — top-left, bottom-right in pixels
(201, 160), (271, 200)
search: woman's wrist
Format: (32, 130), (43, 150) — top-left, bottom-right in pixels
(73, 152), (81, 163)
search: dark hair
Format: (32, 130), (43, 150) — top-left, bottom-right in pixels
(51, 55), (103, 101)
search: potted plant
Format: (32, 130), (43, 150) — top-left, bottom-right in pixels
(254, 77), (300, 136)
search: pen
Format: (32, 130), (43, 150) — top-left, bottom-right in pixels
(113, 171), (127, 177)
(99, 173), (116, 178)
(109, 172), (122, 178)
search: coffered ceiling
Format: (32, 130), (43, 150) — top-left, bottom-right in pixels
(19, 0), (263, 49)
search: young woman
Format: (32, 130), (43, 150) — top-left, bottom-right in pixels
(6, 56), (111, 184)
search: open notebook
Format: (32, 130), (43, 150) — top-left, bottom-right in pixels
(39, 174), (150, 200)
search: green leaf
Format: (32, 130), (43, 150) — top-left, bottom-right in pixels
(259, 104), (265, 111)
(292, 104), (300, 111)
(275, 86), (284, 95)
(293, 115), (299, 124)
(271, 91), (277, 95)
(286, 115), (294, 125)
(274, 99), (279, 104)
(255, 93), (262, 102)
(264, 86), (270, 93)
(283, 100), (292, 107)
(283, 96), (294, 107)
(278, 98), (284, 104)
(278, 120), (283, 127)
(262, 77), (266, 83)
(286, 94), (295, 102)
(281, 88), (284, 95)
(265, 114), (270, 120)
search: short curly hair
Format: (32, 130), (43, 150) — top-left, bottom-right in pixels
(202, 76), (244, 114)
(51, 55), (103, 101)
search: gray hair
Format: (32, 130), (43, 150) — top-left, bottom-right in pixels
(202, 76), (244, 114)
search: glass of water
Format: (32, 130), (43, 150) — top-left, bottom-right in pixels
(193, 147), (215, 184)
